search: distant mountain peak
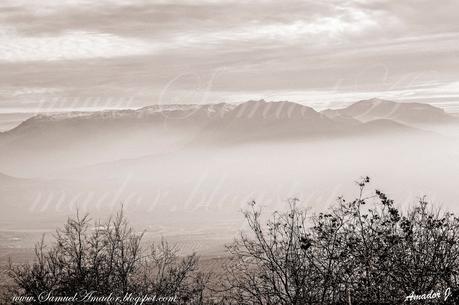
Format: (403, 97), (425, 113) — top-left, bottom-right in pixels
(322, 98), (453, 125)
(231, 100), (318, 120)
(354, 98), (395, 106)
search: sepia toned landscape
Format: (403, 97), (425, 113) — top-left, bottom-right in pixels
(1, 98), (459, 252)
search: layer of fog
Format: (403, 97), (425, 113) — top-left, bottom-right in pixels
(2, 129), (459, 238)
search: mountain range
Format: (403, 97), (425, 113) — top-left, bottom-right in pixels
(3, 98), (451, 140)
(1, 98), (459, 234)
(321, 98), (455, 125)
(0, 98), (455, 177)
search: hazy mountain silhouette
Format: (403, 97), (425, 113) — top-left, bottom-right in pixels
(0, 99), (442, 176)
(0, 99), (418, 144)
(0, 99), (458, 234)
(0, 171), (22, 184)
(322, 98), (456, 125)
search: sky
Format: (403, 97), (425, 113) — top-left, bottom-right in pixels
(1, 0), (459, 126)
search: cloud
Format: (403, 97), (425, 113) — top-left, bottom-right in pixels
(0, 31), (155, 62)
(0, 0), (459, 111)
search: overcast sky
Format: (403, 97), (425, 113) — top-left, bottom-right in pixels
(1, 0), (459, 116)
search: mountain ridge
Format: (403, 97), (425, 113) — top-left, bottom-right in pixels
(4, 98), (454, 135)
(321, 98), (456, 125)
(0, 99), (432, 149)
(0, 99), (443, 176)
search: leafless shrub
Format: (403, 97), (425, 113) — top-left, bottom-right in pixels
(220, 178), (459, 304)
(7, 179), (459, 304)
(8, 209), (210, 304)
